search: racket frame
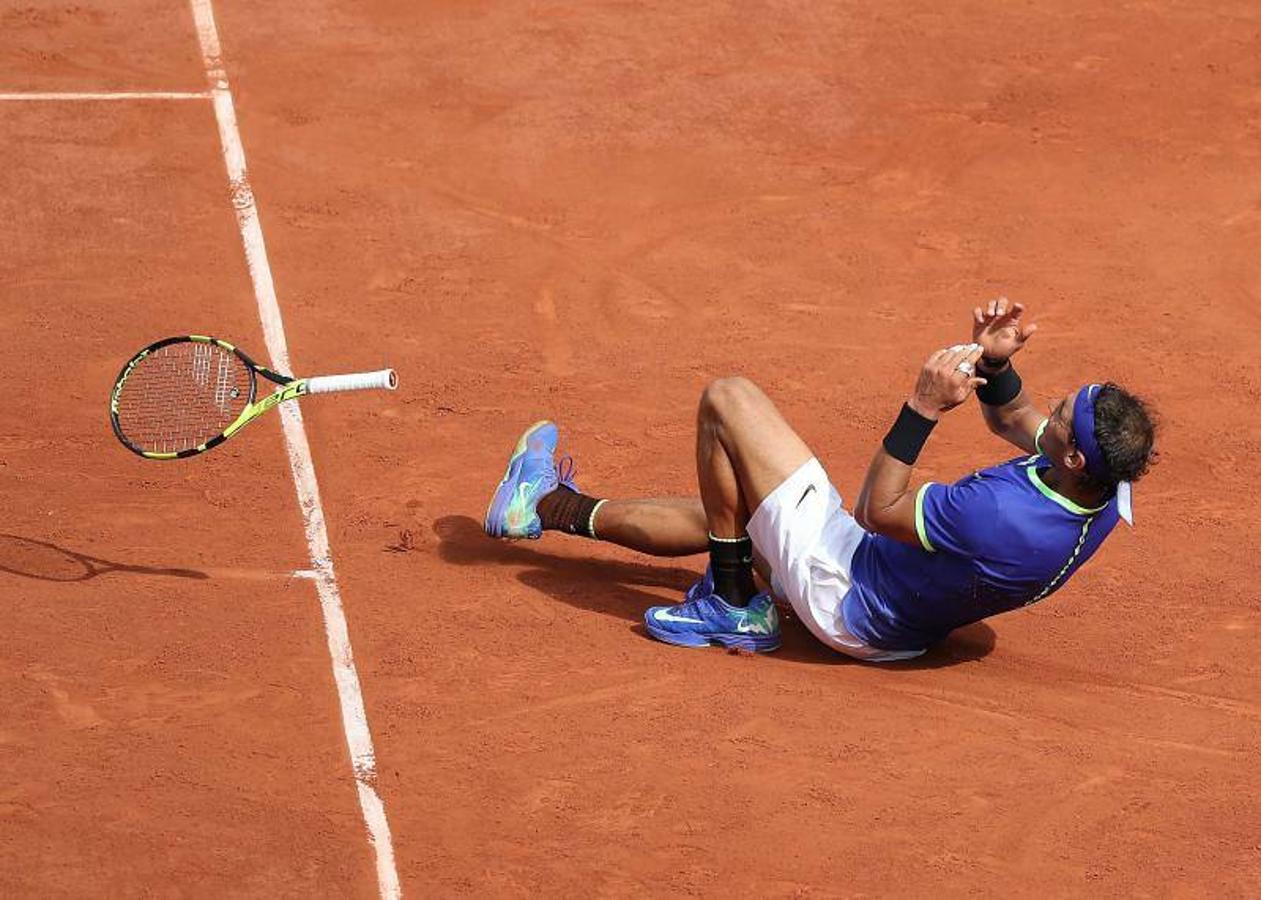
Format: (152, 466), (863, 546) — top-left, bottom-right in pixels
(110, 335), (310, 460)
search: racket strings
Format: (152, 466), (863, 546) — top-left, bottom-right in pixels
(115, 342), (251, 453)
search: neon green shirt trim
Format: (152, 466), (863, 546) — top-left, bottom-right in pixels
(915, 482), (936, 553)
(1026, 465), (1107, 516)
(1034, 418), (1048, 454)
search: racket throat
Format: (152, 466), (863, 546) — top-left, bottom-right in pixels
(268, 380), (308, 407)
(222, 380), (307, 440)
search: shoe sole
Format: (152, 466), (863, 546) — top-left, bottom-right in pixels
(644, 620), (781, 653)
(484, 420), (554, 538)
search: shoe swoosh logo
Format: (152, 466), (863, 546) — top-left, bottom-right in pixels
(654, 610), (704, 625)
(515, 477), (547, 506)
(796, 484), (817, 509)
(736, 609), (776, 634)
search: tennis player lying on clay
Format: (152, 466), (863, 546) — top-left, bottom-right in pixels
(484, 299), (1157, 660)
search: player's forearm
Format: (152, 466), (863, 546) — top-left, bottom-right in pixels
(858, 345), (983, 545)
(855, 399), (934, 545)
(981, 388), (1034, 439)
(976, 359), (1040, 452)
(856, 446), (916, 535)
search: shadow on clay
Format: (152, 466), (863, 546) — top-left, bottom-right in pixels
(433, 515), (995, 669)
(433, 514), (697, 617)
(0, 533), (209, 583)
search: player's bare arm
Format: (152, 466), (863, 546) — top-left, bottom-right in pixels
(854, 343), (987, 546)
(971, 297), (1043, 453)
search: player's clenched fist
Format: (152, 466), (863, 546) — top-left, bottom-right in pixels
(908, 343), (988, 419)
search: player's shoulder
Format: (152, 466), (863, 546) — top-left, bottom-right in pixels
(932, 455), (1046, 526)
(950, 453), (1040, 489)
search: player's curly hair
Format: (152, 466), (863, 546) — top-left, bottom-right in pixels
(1089, 383), (1157, 489)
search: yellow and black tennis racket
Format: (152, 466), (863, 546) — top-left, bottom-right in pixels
(109, 335), (397, 459)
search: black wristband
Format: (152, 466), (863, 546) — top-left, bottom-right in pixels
(883, 403), (937, 465)
(975, 361), (1022, 406)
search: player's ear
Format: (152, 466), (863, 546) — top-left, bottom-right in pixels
(1064, 447), (1087, 474)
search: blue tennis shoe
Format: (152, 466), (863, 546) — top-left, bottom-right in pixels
(645, 577), (781, 653)
(485, 420), (578, 539)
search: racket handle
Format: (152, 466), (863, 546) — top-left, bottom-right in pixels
(306, 369), (398, 395)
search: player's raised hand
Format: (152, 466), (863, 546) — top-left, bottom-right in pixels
(909, 344), (988, 419)
(971, 296), (1037, 367)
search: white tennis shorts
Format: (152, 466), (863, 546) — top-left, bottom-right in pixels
(747, 457), (925, 663)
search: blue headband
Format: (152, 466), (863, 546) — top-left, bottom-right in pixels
(1069, 383), (1134, 525)
(1072, 384), (1110, 483)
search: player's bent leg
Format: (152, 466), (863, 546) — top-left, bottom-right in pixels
(644, 377), (810, 654)
(701, 378), (842, 605)
(698, 376), (815, 513)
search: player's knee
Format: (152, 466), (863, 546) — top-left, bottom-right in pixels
(700, 376), (760, 422)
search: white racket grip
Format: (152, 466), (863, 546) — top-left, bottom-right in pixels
(305, 369), (398, 395)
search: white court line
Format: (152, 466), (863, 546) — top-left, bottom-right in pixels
(188, 2), (402, 897)
(0, 91), (210, 101)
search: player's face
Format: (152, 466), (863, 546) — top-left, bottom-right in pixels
(1042, 389), (1080, 465)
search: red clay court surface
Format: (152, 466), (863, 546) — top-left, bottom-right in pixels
(3, 1), (1260, 896)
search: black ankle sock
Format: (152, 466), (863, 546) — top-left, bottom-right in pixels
(709, 534), (756, 607)
(537, 486), (604, 538)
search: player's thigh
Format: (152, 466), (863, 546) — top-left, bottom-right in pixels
(702, 377), (815, 511)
